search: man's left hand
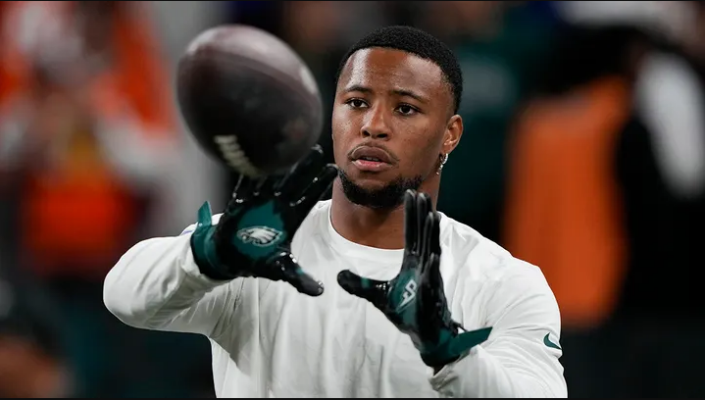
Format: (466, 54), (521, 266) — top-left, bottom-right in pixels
(337, 190), (492, 369)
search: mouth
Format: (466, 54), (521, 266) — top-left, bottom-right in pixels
(349, 146), (395, 173)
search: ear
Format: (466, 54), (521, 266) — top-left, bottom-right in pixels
(442, 114), (463, 155)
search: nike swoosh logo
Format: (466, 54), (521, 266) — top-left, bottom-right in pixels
(543, 333), (562, 350)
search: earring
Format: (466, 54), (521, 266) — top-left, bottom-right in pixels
(437, 153), (449, 175)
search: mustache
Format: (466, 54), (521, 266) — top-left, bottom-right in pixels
(347, 143), (400, 163)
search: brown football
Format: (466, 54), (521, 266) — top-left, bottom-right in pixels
(176, 25), (323, 177)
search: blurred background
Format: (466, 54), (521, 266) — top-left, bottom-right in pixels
(0, 0), (704, 397)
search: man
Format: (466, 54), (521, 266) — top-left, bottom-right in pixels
(104, 26), (567, 398)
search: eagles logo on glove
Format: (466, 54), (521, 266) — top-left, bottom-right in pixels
(337, 190), (493, 369)
(190, 145), (338, 296)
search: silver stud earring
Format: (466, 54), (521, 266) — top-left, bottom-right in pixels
(437, 153), (449, 175)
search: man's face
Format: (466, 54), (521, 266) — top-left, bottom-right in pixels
(332, 48), (455, 209)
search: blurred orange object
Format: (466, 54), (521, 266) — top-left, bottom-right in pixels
(0, 1), (176, 278)
(0, 334), (68, 398)
(504, 77), (631, 329)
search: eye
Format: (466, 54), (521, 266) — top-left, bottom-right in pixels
(345, 98), (368, 109)
(396, 104), (418, 116)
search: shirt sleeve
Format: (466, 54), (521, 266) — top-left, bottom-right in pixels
(429, 262), (568, 398)
(103, 216), (241, 339)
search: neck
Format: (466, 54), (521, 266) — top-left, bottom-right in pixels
(330, 177), (439, 250)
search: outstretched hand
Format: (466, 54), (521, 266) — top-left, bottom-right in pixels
(337, 190), (492, 368)
(190, 145), (338, 297)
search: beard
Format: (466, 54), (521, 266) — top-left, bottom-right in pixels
(338, 169), (423, 210)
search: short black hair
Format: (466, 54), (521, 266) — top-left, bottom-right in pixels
(335, 25), (463, 115)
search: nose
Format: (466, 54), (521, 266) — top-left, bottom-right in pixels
(360, 105), (390, 140)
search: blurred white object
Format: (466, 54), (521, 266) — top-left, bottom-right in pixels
(557, 1), (697, 44)
(636, 51), (705, 199)
(8, 1), (87, 83)
(560, 1), (705, 198)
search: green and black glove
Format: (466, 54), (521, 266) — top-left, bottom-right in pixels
(337, 190), (493, 369)
(190, 145), (338, 296)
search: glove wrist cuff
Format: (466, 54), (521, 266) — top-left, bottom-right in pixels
(190, 202), (237, 281)
(420, 326), (493, 368)
(190, 225), (236, 281)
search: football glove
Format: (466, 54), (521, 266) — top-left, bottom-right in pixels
(190, 145), (338, 296)
(337, 190), (493, 368)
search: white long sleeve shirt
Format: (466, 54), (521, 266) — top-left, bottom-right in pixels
(103, 200), (567, 398)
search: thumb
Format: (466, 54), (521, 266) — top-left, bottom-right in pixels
(449, 327), (493, 356)
(196, 201), (214, 228)
(268, 252), (324, 297)
(337, 270), (388, 307)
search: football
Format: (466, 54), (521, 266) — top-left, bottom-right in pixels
(176, 25), (324, 177)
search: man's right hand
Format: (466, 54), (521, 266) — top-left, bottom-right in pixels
(190, 145), (338, 296)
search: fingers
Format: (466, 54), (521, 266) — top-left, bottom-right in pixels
(253, 175), (278, 198)
(293, 164), (338, 217)
(416, 193), (431, 254)
(422, 253), (442, 291)
(234, 174), (254, 197)
(420, 213), (441, 277)
(405, 190), (438, 261)
(268, 252), (324, 297)
(337, 270), (388, 308)
(430, 211), (441, 257)
(404, 190), (419, 253)
(275, 145), (327, 199)
(421, 210), (441, 265)
(228, 174), (256, 208)
(421, 212), (433, 262)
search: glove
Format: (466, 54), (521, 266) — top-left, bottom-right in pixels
(190, 145), (338, 296)
(337, 190), (493, 368)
